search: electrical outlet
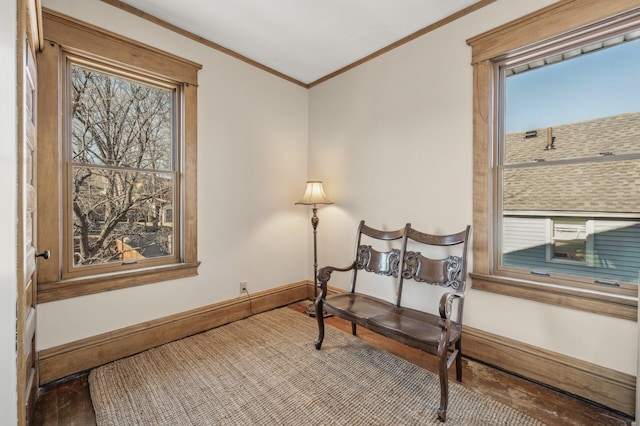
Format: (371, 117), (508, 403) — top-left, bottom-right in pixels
(240, 281), (248, 294)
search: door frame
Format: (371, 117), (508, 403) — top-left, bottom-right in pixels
(16, 0), (42, 424)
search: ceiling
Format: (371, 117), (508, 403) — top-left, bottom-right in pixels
(118, 0), (484, 85)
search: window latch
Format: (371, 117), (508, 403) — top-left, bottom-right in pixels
(594, 279), (619, 287)
(530, 270), (550, 277)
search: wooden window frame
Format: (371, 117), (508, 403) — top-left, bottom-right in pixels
(466, 0), (640, 321)
(37, 9), (201, 302)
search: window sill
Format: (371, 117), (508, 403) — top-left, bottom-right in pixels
(469, 272), (637, 321)
(37, 261), (201, 303)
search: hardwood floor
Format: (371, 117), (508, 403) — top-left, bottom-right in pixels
(34, 302), (633, 425)
(33, 373), (95, 425)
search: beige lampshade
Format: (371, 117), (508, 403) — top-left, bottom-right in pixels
(295, 180), (333, 206)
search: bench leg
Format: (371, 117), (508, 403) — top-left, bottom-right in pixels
(314, 298), (325, 350)
(455, 338), (462, 382)
(437, 332), (451, 422)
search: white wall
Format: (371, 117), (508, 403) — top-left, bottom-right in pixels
(1, 0), (18, 424)
(308, 0), (638, 376)
(37, 0), (311, 349)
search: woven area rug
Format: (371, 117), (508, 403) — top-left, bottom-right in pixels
(89, 308), (544, 425)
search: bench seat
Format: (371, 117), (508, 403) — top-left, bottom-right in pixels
(324, 293), (461, 352)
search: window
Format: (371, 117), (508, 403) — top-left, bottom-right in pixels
(38, 11), (201, 301)
(549, 218), (591, 265)
(467, 1), (640, 320)
(68, 61), (178, 273)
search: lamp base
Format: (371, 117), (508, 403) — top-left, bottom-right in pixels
(304, 301), (331, 318)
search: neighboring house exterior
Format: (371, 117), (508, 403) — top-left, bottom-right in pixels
(502, 111), (640, 284)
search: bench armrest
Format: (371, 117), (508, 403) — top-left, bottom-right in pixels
(439, 292), (464, 322)
(316, 262), (357, 298)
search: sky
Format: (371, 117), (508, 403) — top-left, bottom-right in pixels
(505, 37), (640, 133)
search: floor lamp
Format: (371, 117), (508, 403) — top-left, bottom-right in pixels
(296, 180), (333, 317)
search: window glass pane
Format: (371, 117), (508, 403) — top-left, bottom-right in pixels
(72, 167), (174, 266)
(71, 64), (173, 171)
(501, 31), (640, 285)
(504, 112), (640, 165)
(503, 159), (640, 213)
(504, 34), (640, 138)
(503, 217), (640, 283)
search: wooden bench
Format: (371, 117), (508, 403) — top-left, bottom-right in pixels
(313, 221), (471, 422)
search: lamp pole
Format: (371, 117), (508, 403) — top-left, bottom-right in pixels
(311, 206), (319, 299)
(295, 180), (332, 317)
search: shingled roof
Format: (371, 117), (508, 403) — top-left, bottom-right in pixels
(503, 111), (640, 214)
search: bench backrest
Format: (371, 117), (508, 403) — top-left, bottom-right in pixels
(351, 221), (471, 314)
(399, 224), (471, 308)
(349, 221), (405, 293)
